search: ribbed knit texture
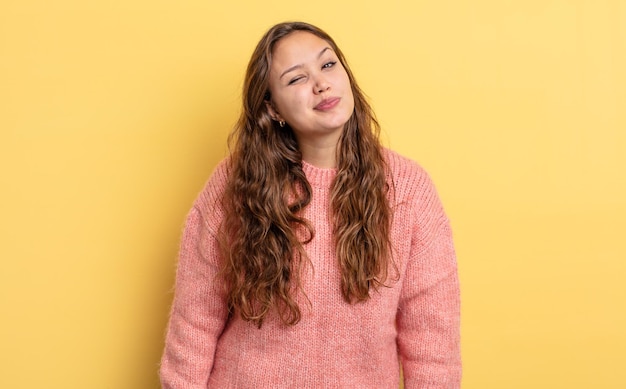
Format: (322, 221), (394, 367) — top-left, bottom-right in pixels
(160, 149), (461, 388)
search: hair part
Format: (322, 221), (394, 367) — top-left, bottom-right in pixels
(220, 21), (393, 328)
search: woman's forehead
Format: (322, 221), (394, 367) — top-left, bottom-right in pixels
(271, 32), (333, 71)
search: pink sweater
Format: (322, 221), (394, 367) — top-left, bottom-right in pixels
(160, 149), (461, 388)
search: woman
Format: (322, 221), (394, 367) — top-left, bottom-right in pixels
(160, 22), (461, 388)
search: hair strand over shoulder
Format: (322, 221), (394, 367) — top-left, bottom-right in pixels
(219, 21), (394, 328)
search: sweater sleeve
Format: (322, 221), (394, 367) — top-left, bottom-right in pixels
(396, 171), (461, 389)
(159, 205), (229, 388)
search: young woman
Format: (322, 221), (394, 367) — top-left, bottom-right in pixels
(160, 22), (461, 388)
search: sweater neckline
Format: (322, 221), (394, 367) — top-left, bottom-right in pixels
(301, 159), (337, 188)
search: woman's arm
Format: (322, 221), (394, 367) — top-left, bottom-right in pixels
(397, 172), (462, 389)
(160, 206), (229, 388)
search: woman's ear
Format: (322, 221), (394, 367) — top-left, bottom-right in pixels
(265, 100), (284, 123)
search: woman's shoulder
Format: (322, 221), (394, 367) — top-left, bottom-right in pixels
(383, 148), (450, 228)
(192, 156), (233, 230)
(383, 148), (436, 201)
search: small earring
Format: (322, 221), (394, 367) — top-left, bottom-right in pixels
(279, 120), (285, 128)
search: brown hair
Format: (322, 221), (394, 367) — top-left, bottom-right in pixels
(220, 21), (392, 327)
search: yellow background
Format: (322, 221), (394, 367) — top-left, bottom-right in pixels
(1, 1), (624, 388)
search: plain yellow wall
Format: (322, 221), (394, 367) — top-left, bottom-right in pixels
(1, 1), (624, 388)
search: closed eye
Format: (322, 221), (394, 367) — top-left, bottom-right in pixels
(288, 76), (305, 85)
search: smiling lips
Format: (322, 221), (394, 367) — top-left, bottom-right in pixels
(314, 97), (340, 111)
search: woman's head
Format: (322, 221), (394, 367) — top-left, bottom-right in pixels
(241, 22), (367, 148)
(266, 30), (354, 149)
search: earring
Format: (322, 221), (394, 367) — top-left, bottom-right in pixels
(279, 120), (285, 128)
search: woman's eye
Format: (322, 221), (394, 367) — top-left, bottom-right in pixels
(322, 61), (337, 69)
(288, 76), (304, 85)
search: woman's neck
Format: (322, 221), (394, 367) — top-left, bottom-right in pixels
(296, 133), (340, 169)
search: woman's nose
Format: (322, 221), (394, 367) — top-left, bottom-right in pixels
(313, 75), (330, 94)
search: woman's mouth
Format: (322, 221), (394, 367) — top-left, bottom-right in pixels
(314, 97), (340, 111)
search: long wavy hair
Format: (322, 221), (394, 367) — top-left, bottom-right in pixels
(220, 21), (393, 327)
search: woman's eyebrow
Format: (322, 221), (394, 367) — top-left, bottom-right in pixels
(279, 47), (333, 79)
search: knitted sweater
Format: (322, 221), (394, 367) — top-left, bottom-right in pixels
(160, 149), (461, 388)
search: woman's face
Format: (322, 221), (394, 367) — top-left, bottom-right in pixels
(266, 31), (355, 146)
